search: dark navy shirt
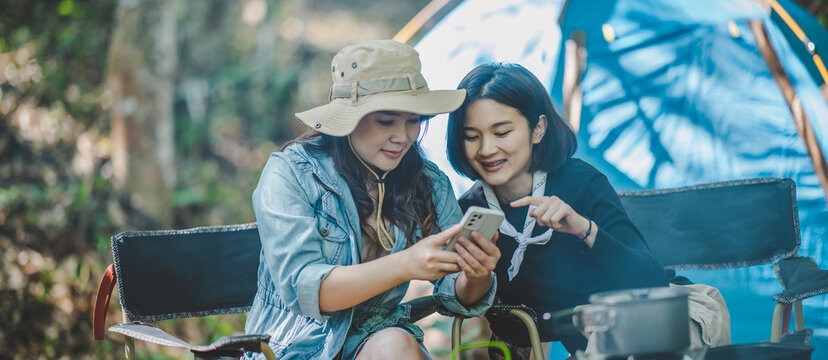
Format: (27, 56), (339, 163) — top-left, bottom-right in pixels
(458, 158), (669, 350)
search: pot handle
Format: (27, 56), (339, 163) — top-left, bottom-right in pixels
(575, 304), (615, 333)
(543, 304), (615, 336)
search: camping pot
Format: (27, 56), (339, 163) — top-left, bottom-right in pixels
(549, 287), (690, 357)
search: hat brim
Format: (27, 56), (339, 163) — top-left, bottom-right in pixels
(295, 88), (466, 137)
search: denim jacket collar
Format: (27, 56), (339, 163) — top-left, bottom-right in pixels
(284, 144), (345, 193)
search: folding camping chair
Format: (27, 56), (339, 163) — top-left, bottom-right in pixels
(449, 177), (828, 358)
(92, 223), (275, 359)
(618, 177), (828, 344)
(92, 223), (445, 359)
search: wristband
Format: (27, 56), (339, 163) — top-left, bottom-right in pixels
(579, 218), (593, 241)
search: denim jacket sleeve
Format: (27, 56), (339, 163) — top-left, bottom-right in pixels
(427, 163), (497, 317)
(253, 153), (337, 323)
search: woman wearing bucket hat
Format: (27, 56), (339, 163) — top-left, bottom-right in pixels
(244, 40), (500, 360)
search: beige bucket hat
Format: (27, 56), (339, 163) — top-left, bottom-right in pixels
(295, 40), (466, 136)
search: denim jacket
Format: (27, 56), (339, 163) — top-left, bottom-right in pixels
(245, 143), (496, 360)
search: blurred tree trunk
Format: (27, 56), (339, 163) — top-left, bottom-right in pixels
(107, 0), (177, 227)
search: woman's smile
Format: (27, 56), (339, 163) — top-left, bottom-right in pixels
(480, 159), (507, 172)
(381, 148), (404, 159)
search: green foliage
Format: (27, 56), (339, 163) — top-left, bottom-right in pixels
(57, 0), (74, 17)
(0, 0), (428, 357)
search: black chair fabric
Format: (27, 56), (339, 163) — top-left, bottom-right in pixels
(484, 302), (540, 347)
(112, 223), (261, 322)
(774, 256), (828, 303)
(618, 178), (800, 269)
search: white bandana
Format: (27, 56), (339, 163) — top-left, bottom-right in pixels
(481, 171), (553, 281)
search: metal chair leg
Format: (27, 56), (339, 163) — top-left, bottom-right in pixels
(508, 309), (544, 360)
(260, 341), (276, 360)
(771, 302), (788, 342)
(793, 300), (805, 332)
(121, 308), (135, 360)
(451, 317), (464, 359)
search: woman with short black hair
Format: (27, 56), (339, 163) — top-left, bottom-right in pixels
(446, 63), (667, 355)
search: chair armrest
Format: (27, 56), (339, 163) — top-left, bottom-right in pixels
(414, 296), (541, 325)
(482, 301), (543, 348)
(109, 322), (272, 359)
(488, 302), (538, 323)
(779, 329), (813, 345)
(404, 295), (444, 323)
(108, 322), (194, 349)
(191, 334), (273, 358)
(773, 256), (828, 303)
(94, 264), (117, 341)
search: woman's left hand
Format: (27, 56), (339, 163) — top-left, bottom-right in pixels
(454, 231), (500, 280)
(511, 195), (592, 240)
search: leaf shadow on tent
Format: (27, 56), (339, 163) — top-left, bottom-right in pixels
(568, 18), (807, 190)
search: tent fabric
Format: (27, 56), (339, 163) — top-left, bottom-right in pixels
(414, 0), (828, 350)
(416, 0), (828, 268)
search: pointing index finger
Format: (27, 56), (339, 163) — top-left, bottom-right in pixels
(510, 196), (540, 208)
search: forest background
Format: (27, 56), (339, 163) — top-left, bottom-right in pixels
(1, 0), (826, 359)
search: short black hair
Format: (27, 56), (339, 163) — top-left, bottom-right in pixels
(447, 63), (577, 180)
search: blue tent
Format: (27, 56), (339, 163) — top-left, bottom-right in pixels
(410, 0), (828, 357)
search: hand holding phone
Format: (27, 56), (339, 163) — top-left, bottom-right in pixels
(445, 206), (504, 252)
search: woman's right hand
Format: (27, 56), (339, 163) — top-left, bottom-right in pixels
(400, 224), (463, 281)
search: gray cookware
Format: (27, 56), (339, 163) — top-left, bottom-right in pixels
(545, 287), (690, 357)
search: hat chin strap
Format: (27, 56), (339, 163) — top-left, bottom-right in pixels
(347, 135), (394, 251)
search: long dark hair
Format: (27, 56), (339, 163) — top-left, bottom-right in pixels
(283, 130), (439, 258)
(447, 63), (577, 179)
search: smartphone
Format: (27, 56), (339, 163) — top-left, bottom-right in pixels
(445, 206), (505, 251)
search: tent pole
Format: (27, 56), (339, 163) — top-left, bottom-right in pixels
(751, 20), (828, 203)
(769, 0), (828, 84)
(393, 0), (462, 44)
(563, 31), (586, 132)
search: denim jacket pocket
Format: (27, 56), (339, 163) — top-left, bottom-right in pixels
(316, 215), (348, 242)
(316, 217), (346, 263)
(314, 192), (349, 264)
(318, 192), (350, 242)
